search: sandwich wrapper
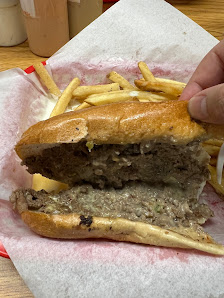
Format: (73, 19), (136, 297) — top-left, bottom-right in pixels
(1, 0), (224, 296)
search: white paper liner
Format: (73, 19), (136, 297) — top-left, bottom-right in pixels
(48, 0), (218, 70)
(1, 0), (224, 297)
(0, 69), (51, 200)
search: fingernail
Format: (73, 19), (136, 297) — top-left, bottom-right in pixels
(188, 95), (208, 120)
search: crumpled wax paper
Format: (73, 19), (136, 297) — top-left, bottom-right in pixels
(1, 0), (224, 297)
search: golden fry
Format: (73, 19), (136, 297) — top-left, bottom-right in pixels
(202, 144), (221, 157)
(85, 90), (173, 106)
(138, 61), (155, 81)
(138, 99), (150, 102)
(107, 71), (137, 90)
(85, 90), (138, 105)
(210, 157), (217, 166)
(203, 139), (224, 147)
(135, 79), (185, 96)
(74, 102), (92, 110)
(72, 83), (120, 101)
(34, 62), (61, 97)
(208, 165), (224, 196)
(156, 78), (186, 87)
(32, 76), (80, 190)
(51, 77), (80, 117)
(137, 63), (186, 89)
(32, 174), (68, 193)
(138, 92), (177, 102)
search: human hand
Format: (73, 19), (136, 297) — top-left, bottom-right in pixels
(180, 39), (224, 124)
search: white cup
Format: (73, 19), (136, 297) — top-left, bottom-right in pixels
(0, 0), (27, 46)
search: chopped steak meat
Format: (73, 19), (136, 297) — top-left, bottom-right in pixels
(23, 140), (210, 196)
(13, 140), (212, 230)
(10, 182), (213, 229)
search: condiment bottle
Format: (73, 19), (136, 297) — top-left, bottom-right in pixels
(0, 0), (27, 46)
(68, 0), (103, 39)
(20, 0), (70, 57)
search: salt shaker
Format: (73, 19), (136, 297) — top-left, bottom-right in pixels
(0, 0), (27, 46)
(20, 0), (70, 57)
(68, 0), (103, 39)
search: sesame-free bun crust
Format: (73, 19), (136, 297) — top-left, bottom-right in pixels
(15, 101), (224, 160)
(15, 101), (208, 160)
(21, 211), (224, 255)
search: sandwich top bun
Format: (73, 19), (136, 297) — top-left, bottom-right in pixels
(15, 101), (220, 160)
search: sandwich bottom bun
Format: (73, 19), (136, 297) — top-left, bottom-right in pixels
(21, 211), (224, 255)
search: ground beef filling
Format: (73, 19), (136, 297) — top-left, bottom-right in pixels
(10, 182), (213, 229)
(23, 141), (210, 196)
(13, 140), (212, 229)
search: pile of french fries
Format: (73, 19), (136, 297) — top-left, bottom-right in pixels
(32, 62), (224, 197)
(203, 140), (224, 196)
(72, 61), (185, 109)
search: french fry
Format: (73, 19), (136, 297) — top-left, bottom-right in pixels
(107, 71), (137, 90)
(72, 83), (120, 101)
(32, 78), (80, 190)
(138, 95), (177, 102)
(135, 79), (185, 96)
(139, 91), (177, 101)
(32, 174), (68, 193)
(74, 102), (92, 110)
(85, 90), (138, 105)
(85, 90), (171, 106)
(137, 62), (186, 91)
(138, 61), (156, 81)
(156, 78), (186, 87)
(210, 157), (217, 166)
(208, 165), (224, 196)
(51, 77), (80, 117)
(34, 62), (61, 97)
(202, 144), (221, 157)
(138, 76), (186, 87)
(203, 140), (224, 185)
(203, 139), (224, 147)
(217, 143), (224, 185)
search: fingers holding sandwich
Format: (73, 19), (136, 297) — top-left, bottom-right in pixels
(188, 84), (224, 124)
(180, 40), (224, 124)
(180, 39), (224, 102)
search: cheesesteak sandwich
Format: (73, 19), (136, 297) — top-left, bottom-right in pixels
(10, 101), (224, 254)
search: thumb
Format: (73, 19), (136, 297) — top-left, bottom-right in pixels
(188, 84), (224, 124)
